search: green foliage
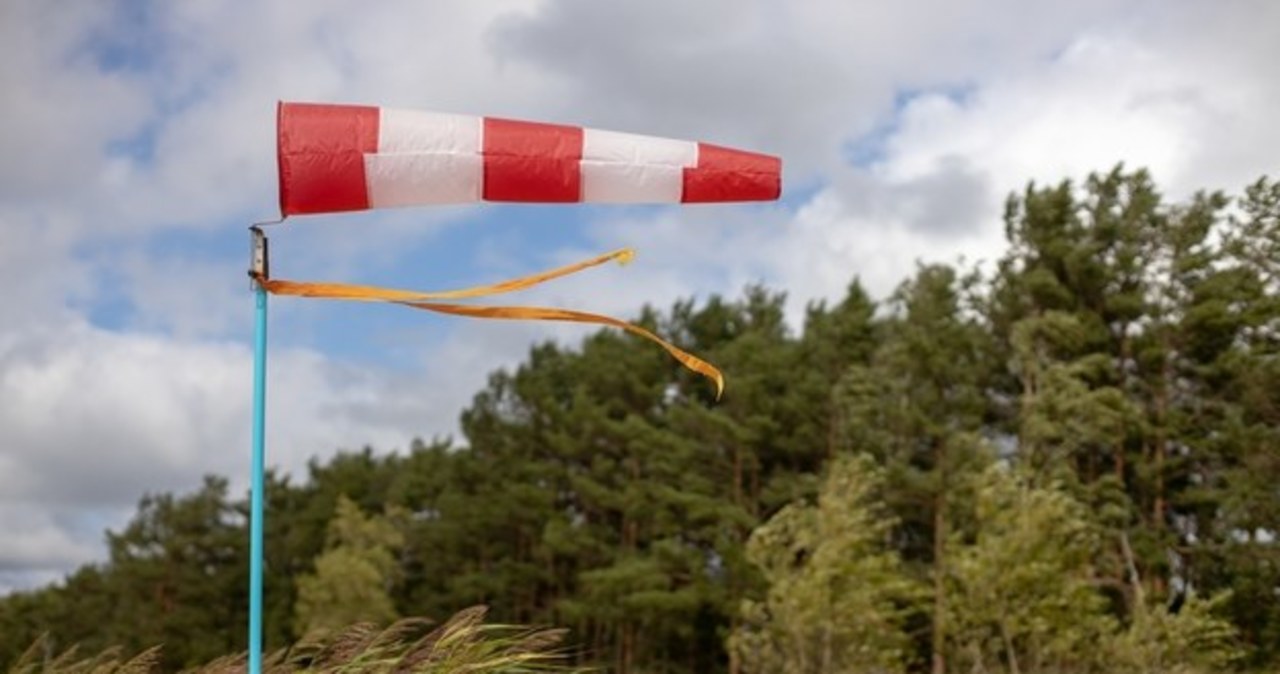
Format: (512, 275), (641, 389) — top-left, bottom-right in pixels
(945, 465), (1114, 673)
(1106, 593), (1242, 674)
(730, 454), (923, 674)
(294, 497), (407, 636)
(105, 477), (249, 669)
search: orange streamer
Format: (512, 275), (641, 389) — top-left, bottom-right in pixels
(259, 248), (723, 399)
(260, 248), (633, 302)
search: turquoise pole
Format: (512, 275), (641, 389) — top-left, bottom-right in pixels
(249, 283), (268, 674)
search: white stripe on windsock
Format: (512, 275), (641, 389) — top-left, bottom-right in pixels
(581, 129), (697, 203)
(366, 108), (483, 207)
(365, 153), (483, 206)
(378, 108), (481, 154)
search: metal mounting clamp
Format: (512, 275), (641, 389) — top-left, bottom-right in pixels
(249, 226), (269, 285)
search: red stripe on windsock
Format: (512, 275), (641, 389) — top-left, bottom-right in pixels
(483, 118), (584, 202)
(682, 143), (781, 203)
(278, 103), (380, 215)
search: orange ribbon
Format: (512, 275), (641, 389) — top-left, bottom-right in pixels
(259, 248), (724, 399)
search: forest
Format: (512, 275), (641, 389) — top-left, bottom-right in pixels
(1, 168), (1277, 673)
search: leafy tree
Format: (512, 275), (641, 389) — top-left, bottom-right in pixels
(294, 496), (406, 635)
(730, 453), (922, 674)
(945, 464), (1114, 673)
(1106, 592), (1241, 674)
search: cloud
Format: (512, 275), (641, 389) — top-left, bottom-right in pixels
(881, 7), (1280, 198)
(0, 322), (369, 506)
(0, 2), (150, 206)
(490, 0), (1136, 178)
(0, 506), (101, 573)
(0, 316), (462, 587)
(561, 0), (1280, 324)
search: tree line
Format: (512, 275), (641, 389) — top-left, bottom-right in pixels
(1, 168), (1276, 673)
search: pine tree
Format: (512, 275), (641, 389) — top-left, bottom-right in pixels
(1194, 176), (1280, 664)
(101, 476), (248, 669)
(836, 263), (993, 673)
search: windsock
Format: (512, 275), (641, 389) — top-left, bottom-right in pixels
(277, 102), (782, 216)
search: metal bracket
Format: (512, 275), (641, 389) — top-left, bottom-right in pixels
(249, 226), (269, 286)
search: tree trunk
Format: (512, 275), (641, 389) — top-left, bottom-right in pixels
(932, 441), (948, 674)
(750, 455), (761, 519)
(618, 622), (634, 674)
(733, 444), (744, 508)
(1000, 620), (1022, 674)
(1116, 330), (1132, 482)
(728, 620), (740, 674)
(1154, 355), (1169, 533)
(1151, 353), (1171, 597)
(822, 624), (833, 673)
(827, 395), (839, 461)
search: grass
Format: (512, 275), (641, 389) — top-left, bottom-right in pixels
(9, 606), (587, 673)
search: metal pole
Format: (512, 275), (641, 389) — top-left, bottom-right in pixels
(248, 228), (269, 674)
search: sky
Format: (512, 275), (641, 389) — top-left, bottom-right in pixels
(1, 0), (1277, 594)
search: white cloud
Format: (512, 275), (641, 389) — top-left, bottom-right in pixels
(565, 0), (1280, 326)
(0, 2), (150, 205)
(0, 317), (463, 587)
(0, 506), (101, 572)
(884, 3), (1280, 196)
(490, 0), (1135, 178)
(0, 321), (421, 505)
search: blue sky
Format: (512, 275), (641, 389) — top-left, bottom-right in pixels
(1, 0), (1277, 592)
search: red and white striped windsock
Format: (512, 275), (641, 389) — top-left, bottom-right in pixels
(277, 102), (782, 216)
